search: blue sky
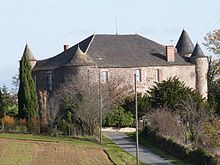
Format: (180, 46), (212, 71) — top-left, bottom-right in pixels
(0, 0), (220, 88)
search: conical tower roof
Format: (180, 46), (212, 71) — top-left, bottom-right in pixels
(22, 44), (36, 61)
(190, 43), (206, 58)
(69, 46), (94, 66)
(175, 30), (194, 56)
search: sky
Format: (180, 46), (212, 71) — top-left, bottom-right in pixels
(0, 0), (220, 88)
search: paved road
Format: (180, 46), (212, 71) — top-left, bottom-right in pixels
(104, 131), (173, 165)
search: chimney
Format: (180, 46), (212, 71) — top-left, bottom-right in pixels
(64, 44), (69, 51)
(166, 45), (175, 62)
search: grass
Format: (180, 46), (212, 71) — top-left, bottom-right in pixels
(0, 141), (35, 165)
(127, 132), (193, 165)
(102, 136), (145, 165)
(0, 133), (101, 148)
(0, 133), (143, 165)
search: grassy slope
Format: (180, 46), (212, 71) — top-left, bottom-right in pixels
(0, 133), (144, 165)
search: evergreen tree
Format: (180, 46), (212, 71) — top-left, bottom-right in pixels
(147, 77), (205, 112)
(0, 85), (18, 118)
(18, 45), (38, 129)
(0, 88), (3, 118)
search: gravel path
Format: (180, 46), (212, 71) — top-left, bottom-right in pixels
(104, 131), (174, 165)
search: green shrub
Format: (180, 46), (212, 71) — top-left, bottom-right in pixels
(104, 106), (134, 127)
(147, 77), (205, 112)
(122, 93), (150, 119)
(188, 148), (213, 165)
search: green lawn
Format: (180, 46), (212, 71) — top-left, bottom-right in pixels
(0, 133), (144, 165)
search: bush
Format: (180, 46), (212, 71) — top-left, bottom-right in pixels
(104, 106), (134, 127)
(188, 148), (213, 165)
(122, 93), (150, 119)
(147, 77), (205, 112)
(147, 108), (184, 140)
(141, 126), (218, 165)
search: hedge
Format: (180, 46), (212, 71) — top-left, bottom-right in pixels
(142, 127), (219, 165)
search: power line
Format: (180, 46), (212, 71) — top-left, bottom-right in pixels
(209, 15), (220, 32)
(196, 6), (220, 41)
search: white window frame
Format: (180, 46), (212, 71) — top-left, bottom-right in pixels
(100, 70), (109, 83)
(135, 69), (141, 82)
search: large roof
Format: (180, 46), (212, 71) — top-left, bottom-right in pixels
(175, 30), (194, 56)
(33, 34), (193, 71)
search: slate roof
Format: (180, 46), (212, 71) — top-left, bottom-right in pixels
(33, 34), (193, 71)
(23, 44), (36, 61)
(175, 30), (194, 56)
(190, 43), (206, 59)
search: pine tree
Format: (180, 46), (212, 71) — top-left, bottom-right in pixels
(18, 45), (38, 130)
(0, 85), (14, 118)
(0, 88), (3, 118)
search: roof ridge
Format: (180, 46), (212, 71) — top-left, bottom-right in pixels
(85, 33), (95, 53)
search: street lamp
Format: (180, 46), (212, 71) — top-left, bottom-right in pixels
(99, 71), (102, 145)
(134, 73), (139, 165)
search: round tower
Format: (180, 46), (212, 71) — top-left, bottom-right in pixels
(22, 44), (37, 69)
(190, 43), (208, 99)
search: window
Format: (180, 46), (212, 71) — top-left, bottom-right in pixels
(33, 75), (37, 85)
(47, 73), (53, 91)
(156, 69), (160, 82)
(100, 71), (108, 82)
(135, 69), (141, 82)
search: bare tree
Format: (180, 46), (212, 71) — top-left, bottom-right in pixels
(147, 108), (184, 142)
(47, 73), (132, 136)
(177, 96), (211, 145)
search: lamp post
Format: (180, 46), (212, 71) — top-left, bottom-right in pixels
(134, 73), (139, 165)
(99, 72), (102, 144)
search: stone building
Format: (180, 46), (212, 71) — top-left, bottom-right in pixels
(22, 29), (208, 125)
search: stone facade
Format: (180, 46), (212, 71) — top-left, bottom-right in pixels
(21, 30), (208, 125)
(33, 64), (196, 96)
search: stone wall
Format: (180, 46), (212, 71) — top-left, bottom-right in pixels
(93, 65), (196, 93)
(33, 64), (196, 125)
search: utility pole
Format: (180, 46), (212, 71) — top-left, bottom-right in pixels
(99, 72), (102, 144)
(134, 73), (139, 165)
